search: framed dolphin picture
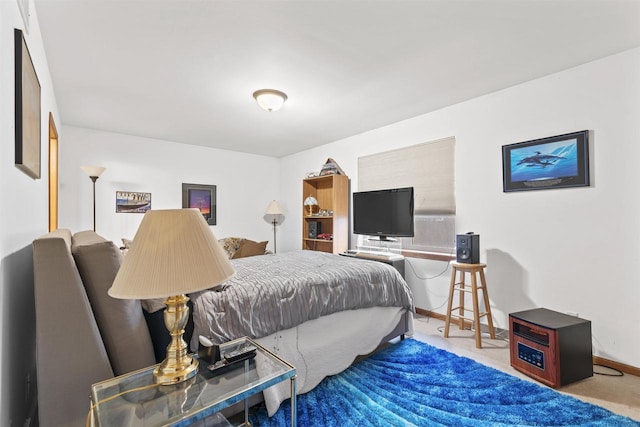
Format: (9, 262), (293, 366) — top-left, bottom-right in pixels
(502, 130), (590, 192)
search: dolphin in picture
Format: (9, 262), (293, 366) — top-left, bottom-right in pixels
(517, 151), (564, 168)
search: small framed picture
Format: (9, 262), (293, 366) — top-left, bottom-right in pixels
(502, 130), (590, 192)
(116, 191), (151, 213)
(182, 183), (216, 225)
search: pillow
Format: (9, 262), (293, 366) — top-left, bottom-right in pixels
(72, 239), (155, 375)
(232, 240), (268, 259)
(141, 298), (166, 314)
(218, 237), (246, 259)
(120, 238), (133, 255)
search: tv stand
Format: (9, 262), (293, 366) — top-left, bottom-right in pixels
(340, 251), (405, 278)
(367, 236), (397, 242)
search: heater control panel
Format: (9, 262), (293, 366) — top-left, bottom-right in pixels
(517, 342), (544, 370)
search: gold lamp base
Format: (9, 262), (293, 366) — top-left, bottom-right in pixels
(154, 294), (199, 385)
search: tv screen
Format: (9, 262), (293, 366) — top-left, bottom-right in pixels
(353, 187), (414, 240)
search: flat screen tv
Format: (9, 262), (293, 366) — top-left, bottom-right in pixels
(353, 187), (414, 240)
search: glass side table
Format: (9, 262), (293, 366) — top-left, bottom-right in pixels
(91, 337), (296, 427)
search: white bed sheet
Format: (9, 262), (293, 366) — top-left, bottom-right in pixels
(255, 306), (413, 416)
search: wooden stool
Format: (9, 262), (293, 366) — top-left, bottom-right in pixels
(444, 262), (495, 348)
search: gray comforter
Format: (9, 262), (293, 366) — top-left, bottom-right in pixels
(191, 250), (414, 346)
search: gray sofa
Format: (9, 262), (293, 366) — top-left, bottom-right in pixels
(32, 229), (156, 427)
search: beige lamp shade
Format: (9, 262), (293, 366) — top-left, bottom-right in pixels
(109, 208), (235, 300)
(264, 200), (284, 215)
(80, 165), (106, 178)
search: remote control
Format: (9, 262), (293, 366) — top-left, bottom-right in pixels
(223, 345), (257, 363)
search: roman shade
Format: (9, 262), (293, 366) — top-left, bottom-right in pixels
(358, 137), (455, 214)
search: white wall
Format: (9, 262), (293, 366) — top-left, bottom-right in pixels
(279, 48), (640, 367)
(59, 126), (282, 250)
(0, 1), (60, 425)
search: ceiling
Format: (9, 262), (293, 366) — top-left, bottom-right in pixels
(35, 0), (640, 158)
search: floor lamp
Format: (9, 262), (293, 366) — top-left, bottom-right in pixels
(80, 166), (106, 232)
(264, 200), (284, 254)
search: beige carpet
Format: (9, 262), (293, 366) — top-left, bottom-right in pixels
(410, 314), (640, 422)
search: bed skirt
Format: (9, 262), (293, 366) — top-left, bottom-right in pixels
(254, 306), (413, 416)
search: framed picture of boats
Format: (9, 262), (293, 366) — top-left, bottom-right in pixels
(502, 130), (590, 192)
(182, 183), (216, 225)
(116, 191), (151, 213)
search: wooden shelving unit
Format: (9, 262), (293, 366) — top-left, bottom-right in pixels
(302, 174), (349, 254)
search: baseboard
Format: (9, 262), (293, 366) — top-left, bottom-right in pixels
(416, 308), (640, 377)
(593, 356), (640, 377)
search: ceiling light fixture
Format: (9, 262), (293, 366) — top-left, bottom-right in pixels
(253, 89), (288, 112)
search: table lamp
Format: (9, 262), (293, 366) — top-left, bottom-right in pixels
(109, 208), (235, 385)
(264, 200), (284, 254)
(303, 196), (318, 216)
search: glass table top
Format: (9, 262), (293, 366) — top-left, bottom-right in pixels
(91, 337), (296, 427)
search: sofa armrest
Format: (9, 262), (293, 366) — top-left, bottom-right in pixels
(33, 232), (113, 427)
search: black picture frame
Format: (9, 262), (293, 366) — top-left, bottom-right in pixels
(502, 130), (589, 192)
(182, 183), (216, 225)
(15, 28), (41, 179)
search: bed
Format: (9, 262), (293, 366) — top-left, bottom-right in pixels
(146, 249), (414, 415)
(32, 230), (413, 426)
(190, 250), (412, 344)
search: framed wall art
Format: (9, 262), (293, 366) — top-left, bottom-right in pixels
(14, 28), (41, 179)
(182, 183), (216, 225)
(116, 191), (151, 213)
(502, 130), (590, 192)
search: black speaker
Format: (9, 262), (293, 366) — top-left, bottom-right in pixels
(308, 221), (321, 239)
(456, 233), (480, 264)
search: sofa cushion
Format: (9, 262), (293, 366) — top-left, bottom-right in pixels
(72, 237), (155, 375)
(72, 229), (108, 246)
(232, 240), (268, 259)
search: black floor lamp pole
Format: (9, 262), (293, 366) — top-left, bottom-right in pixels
(272, 218), (278, 254)
(90, 176), (98, 232)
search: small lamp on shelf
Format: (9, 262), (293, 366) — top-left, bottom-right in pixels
(303, 195), (318, 216)
(109, 209), (235, 385)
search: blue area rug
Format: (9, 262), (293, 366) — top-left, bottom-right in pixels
(249, 338), (639, 426)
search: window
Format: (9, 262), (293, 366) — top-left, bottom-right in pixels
(357, 137), (456, 255)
